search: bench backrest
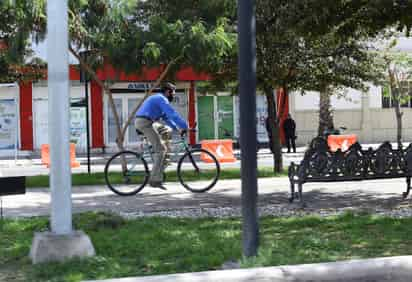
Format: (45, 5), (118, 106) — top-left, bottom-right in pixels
(290, 138), (412, 182)
(0, 176), (26, 196)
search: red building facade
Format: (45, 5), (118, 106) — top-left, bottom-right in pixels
(17, 65), (209, 151)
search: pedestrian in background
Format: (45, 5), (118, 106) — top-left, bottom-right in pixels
(283, 114), (297, 153)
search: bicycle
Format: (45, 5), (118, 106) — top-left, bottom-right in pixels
(104, 127), (220, 196)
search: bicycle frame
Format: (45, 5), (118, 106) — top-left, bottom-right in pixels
(139, 134), (194, 164)
(105, 130), (219, 195)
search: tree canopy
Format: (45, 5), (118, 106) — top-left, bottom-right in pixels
(64, 0), (238, 149)
(0, 0), (45, 82)
(68, 0), (236, 80)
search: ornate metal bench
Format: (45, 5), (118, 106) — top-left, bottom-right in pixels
(288, 137), (412, 206)
(0, 176), (26, 219)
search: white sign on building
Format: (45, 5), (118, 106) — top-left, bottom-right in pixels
(70, 107), (87, 150)
(0, 98), (18, 150)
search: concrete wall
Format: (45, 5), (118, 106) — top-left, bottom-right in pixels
(294, 108), (412, 146)
(291, 83), (412, 146)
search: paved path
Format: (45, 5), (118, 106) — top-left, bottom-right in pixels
(3, 176), (412, 218)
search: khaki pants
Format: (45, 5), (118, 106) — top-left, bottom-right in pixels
(134, 118), (172, 182)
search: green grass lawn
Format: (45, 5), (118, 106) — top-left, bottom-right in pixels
(26, 167), (287, 188)
(1, 212), (412, 282)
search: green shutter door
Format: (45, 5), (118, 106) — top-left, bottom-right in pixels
(197, 96), (215, 140)
(217, 96), (234, 139)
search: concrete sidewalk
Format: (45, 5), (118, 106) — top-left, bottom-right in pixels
(85, 256), (412, 282)
(3, 176), (412, 219)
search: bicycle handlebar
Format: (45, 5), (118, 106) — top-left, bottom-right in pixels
(180, 122), (197, 137)
(180, 128), (197, 137)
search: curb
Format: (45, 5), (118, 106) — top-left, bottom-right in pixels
(84, 256), (412, 282)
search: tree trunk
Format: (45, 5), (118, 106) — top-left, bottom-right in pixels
(265, 87), (282, 173)
(318, 87), (334, 137)
(387, 67), (403, 149)
(120, 60), (178, 138)
(69, 46), (177, 152)
(391, 86), (403, 148)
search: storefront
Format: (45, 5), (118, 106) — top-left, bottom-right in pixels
(5, 65), (206, 153)
(3, 65), (289, 155)
(196, 93), (277, 145)
(105, 82), (190, 150)
(32, 81), (90, 153)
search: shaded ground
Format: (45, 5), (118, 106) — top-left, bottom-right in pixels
(2, 177), (412, 218)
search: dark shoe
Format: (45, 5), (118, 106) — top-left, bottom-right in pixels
(287, 151), (291, 153)
(149, 181), (167, 190)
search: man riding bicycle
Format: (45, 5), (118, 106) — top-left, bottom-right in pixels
(135, 82), (188, 189)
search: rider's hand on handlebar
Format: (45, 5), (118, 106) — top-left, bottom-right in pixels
(179, 129), (187, 137)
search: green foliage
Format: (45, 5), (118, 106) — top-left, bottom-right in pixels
(288, 0), (412, 38)
(68, 0), (236, 81)
(136, 0), (237, 27)
(0, 0), (46, 82)
(375, 40), (412, 103)
(3, 212), (412, 281)
(255, 0), (385, 94)
(25, 167), (287, 188)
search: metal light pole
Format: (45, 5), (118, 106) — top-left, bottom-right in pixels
(79, 51), (91, 175)
(238, 0), (259, 257)
(48, 0), (72, 234)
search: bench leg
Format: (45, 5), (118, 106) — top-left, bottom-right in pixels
(289, 182), (295, 203)
(403, 177), (411, 199)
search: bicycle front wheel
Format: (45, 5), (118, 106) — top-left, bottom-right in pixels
(177, 148), (220, 193)
(104, 151), (149, 196)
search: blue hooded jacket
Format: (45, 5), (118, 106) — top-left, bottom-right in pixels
(136, 93), (188, 130)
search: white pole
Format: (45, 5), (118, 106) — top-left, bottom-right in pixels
(14, 97), (18, 164)
(47, 0), (72, 234)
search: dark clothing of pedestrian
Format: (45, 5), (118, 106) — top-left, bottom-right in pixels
(283, 116), (296, 153)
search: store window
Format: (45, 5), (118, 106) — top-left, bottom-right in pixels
(106, 89), (188, 147)
(198, 95), (235, 141)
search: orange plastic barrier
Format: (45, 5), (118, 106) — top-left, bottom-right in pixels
(327, 134), (357, 152)
(201, 139), (237, 163)
(41, 143), (80, 168)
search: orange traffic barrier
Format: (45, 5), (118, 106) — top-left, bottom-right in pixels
(201, 139), (237, 163)
(327, 134), (357, 152)
(41, 143), (80, 168)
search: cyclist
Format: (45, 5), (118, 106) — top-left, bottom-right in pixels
(135, 82), (188, 189)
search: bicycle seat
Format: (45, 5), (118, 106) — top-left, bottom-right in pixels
(136, 129), (144, 136)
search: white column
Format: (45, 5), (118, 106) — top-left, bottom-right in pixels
(47, 0), (72, 234)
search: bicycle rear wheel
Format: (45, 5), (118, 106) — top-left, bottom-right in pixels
(104, 151), (149, 196)
(177, 148), (220, 192)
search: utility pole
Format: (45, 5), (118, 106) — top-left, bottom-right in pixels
(30, 0), (94, 264)
(48, 0), (72, 235)
(238, 0), (259, 257)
